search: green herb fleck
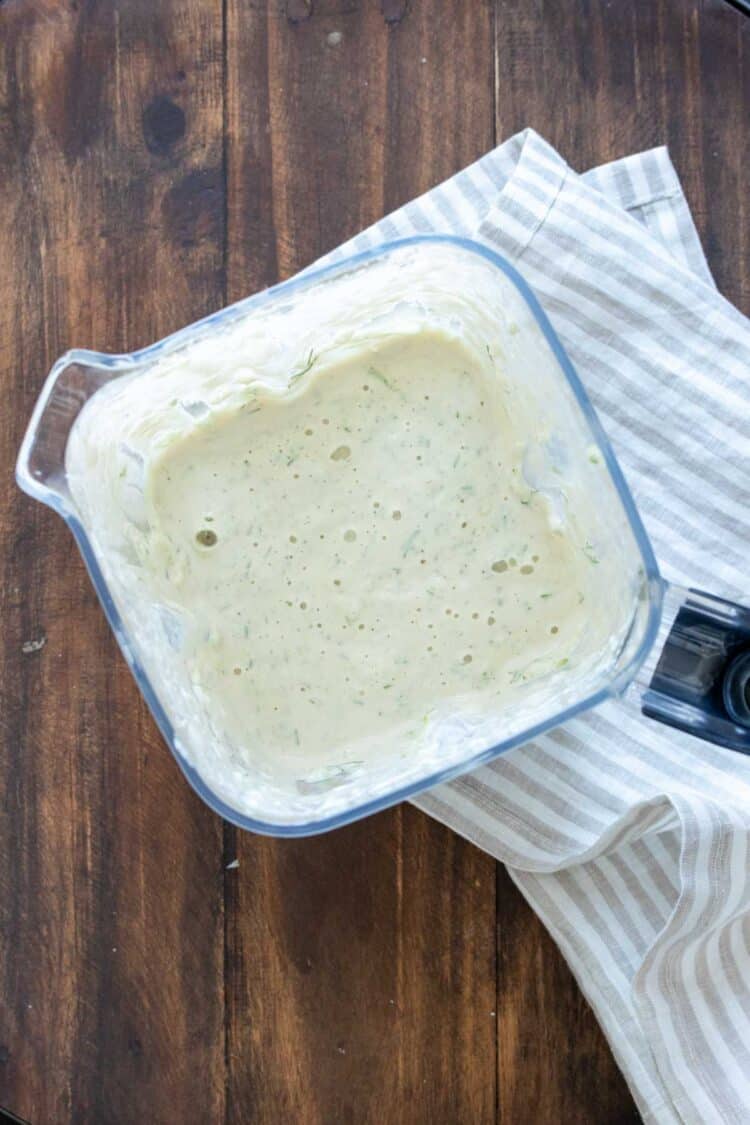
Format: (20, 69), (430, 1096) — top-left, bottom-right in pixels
(367, 365), (395, 390)
(402, 529), (420, 557)
(289, 350), (318, 384)
(583, 541), (600, 565)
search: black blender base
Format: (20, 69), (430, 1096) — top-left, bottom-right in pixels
(642, 589), (750, 755)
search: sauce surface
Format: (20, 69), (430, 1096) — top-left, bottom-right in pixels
(67, 243), (641, 821)
(149, 331), (588, 774)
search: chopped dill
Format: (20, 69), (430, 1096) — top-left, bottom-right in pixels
(583, 541), (600, 565)
(289, 349), (318, 384)
(402, 529), (420, 557)
(367, 365), (395, 390)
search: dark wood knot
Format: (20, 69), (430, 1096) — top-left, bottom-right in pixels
(142, 95), (186, 156)
(286, 0), (312, 24)
(381, 0), (408, 25)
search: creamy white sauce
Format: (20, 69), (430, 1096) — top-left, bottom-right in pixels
(67, 243), (643, 824)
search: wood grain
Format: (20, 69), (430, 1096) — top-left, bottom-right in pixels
(492, 4), (748, 1120)
(0, 1), (747, 1123)
(496, 868), (640, 1125)
(495, 0), (750, 315)
(0, 4), (226, 1123)
(224, 4), (497, 1122)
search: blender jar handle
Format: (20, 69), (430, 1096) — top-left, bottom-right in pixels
(16, 348), (131, 512)
(624, 583), (750, 754)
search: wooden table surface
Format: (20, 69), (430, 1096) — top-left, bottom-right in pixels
(1, 2), (748, 1123)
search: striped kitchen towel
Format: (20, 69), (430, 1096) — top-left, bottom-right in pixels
(316, 129), (750, 1124)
